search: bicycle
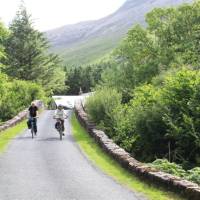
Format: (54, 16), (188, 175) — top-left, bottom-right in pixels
(54, 118), (64, 140)
(29, 117), (37, 139)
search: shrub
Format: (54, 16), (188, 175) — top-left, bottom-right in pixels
(149, 159), (186, 177)
(85, 87), (122, 136)
(186, 167), (200, 185)
(160, 69), (200, 167)
(116, 68), (200, 165)
(150, 159), (200, 185)
(0, 73), (46, 122)
(112, 84), (165, 158)
(88, 68), (200, 166)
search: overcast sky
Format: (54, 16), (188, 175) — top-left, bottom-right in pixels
(0, 0), (126, 31)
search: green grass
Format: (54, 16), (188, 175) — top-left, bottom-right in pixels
(71, 114), (186, 200)
(52, 34), (123, 66)
(0, 121), (26, 152)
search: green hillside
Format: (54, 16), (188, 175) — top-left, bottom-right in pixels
(47, 0), (192, 66)
(53, 34), (123, 66)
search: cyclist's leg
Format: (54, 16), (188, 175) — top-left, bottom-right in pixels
(61, 120), (64, 131)
(27, 118), (31, 129)
(55, 122), (58, 129)
(33, 118), (37, 133)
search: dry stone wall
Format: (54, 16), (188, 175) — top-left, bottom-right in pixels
(0, 110), (27, 133)
(74, 101), (200, 200)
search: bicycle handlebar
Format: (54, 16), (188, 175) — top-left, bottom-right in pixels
(53, 116), (68, 119)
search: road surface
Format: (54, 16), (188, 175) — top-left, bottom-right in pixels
(0, 110), (145, 200)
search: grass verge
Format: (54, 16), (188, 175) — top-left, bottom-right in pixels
(0, 121), (26, 153)
(71, 113), (186, 200)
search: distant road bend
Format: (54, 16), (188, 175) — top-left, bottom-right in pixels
(0, 110), (144, 200)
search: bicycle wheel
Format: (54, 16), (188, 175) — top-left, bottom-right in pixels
(59, 129), (62, 140)
(31, 128), (34, 139)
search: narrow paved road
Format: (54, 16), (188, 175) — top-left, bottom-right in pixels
(0, 111), (144, 200)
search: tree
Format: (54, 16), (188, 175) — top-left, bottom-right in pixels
(3, 3), (65, 94)
(64, 62), (108, 95)
(101, 25), (159, 102)
(146, 2), (200, 67)
(0, 21), (8, 68)
(85, 1), (200, 167)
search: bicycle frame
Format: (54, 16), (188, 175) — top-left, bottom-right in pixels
(55, 118), (63, 140)
(30, 117), (37, 139)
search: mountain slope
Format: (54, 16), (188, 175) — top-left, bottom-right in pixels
(46, 0), (192, 66)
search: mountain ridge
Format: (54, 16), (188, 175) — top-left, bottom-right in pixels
(46, 0), (193, 66)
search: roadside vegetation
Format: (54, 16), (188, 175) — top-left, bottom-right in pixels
(149, 159), (200, 185)
(0, 3), (65, 122)
(0, 121), (26, 152)
(1, 0), (200, 188)
(0, 73), (45, 122)
(71, 114), (186, 200)
(64, 62), (111, 95)
(84, 1), (200, 184)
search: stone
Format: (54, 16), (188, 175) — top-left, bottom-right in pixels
(74, 101), (200, 199)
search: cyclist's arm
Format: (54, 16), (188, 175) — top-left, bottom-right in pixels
(53, 110), (58, 118)
(36, 106), (39, 117)
(63, 110), (68, 119)
(27, 112), (31, 119)
(27, 107), (31, 118)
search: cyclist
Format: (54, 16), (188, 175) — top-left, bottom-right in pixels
(27, 102), (38, 134)
(54, 104), (67, 135)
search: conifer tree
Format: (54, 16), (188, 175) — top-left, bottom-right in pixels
(0, 21), (8, 68)
(3, 3), (65, 94)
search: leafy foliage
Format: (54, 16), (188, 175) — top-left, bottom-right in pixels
(0, 21), (8, 67)
(0, 8), (48, 122)
(2, 4), (65, 94)
(149, 159), (186, 177)
(146, 3), (200, 67)
(65, 62), (110, 95)
(186, 167), (200, 185)
(100, 1), (200, 100)
(150, 159), (200, 185)
(0, 73), (46, 122)
(110, 69), (200, 166)
(85, 87), (122, 135)
(86, 1), (200, 170)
